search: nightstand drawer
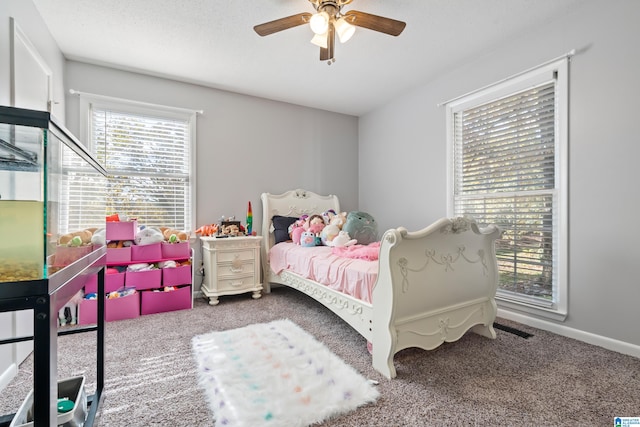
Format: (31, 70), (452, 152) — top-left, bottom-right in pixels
(216, 275), (256, 292)
(217, 260), (255, 278)
(217, 249), (255, 263)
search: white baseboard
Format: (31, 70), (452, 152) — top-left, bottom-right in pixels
(497, 308), (640, 359)
(0, 363), (17, 393)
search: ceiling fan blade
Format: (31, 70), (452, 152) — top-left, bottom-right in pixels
(343, 10), (406, 36)
(320, 24), (335, 61)
(254, 13), (312, 36)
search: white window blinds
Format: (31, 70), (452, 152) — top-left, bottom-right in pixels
(453, 82), (557, 303)
(65, 103), (194, 232)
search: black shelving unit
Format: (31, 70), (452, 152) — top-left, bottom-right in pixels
(0, 105), (108, 426)
(0, 247), (105, 426)
(0, 248), (106, 427)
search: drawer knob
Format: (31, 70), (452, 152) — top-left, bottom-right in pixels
(231, 256), (243, 273)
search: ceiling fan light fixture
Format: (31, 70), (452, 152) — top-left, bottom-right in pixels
(334, 17), (355, 43)
(310, 31), (328, 49)
(310, 11), (330, 34)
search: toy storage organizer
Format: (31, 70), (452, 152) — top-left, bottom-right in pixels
(79, 221), (193, 324)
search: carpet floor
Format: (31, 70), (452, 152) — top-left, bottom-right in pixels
(1, 286), (639, 426)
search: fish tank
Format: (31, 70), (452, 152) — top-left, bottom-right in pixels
(0, 106), (108, 283)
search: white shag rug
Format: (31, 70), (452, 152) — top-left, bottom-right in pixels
(192, 319), (379, 427)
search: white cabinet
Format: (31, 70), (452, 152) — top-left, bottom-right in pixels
(200, 236), (263, 305)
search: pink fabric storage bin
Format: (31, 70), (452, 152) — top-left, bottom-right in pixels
(78, 292), (140, 324)
(162, 265), (192, 286)
(125, 268), (162, 290)
(161, 242), (191, 259)
(83, 274), (99, 294)
(140, 285), (191, 315)
(106, 271), (126, 292)
(106, 220), (137, 241)
(131, 242), (162, 261)
(106, 247), (131, 264)
(85, 271), (126, 294)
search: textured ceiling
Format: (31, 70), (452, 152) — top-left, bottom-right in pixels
(33, 0), (586, 116)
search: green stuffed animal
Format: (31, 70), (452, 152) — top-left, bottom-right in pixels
(342, 211), (378, 245)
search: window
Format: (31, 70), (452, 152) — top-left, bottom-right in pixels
(64, 95), (196, 234)
(446, 58), (568, 320)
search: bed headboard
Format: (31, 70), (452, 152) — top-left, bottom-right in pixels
(260, 189), (340, 286)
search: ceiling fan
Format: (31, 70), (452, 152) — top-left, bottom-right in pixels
(254, 0), (406, 64)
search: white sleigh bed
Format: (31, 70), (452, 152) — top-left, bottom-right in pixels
(260, 189), (501, 379)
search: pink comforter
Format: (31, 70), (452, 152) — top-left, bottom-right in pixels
(268, 242), (379, 303)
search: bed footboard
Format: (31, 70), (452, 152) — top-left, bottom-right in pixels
(261, 190), (501, 380)
(372, 217), (501, 379)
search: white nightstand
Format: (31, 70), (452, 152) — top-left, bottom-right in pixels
(200, 235), (263, 305)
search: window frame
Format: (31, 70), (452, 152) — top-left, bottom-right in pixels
(445, 58), (568, 321)
(78, 93), (197, 234)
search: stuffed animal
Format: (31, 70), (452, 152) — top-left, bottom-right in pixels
(134, 227), (164, 246)
(326, 230), (357, 247)
(342, 211), (378, 245)
(299, 230), (317, 247)
(91, 228), (106, 246)
(221, 223), (242, 236)
(58, 229), (93, 246)
(305, 215), (326, 245)
(159, 227), (189, 242)
(292, 214), (325, 245)
(288, 216), (308, 244)
(321, 211), (348, 245)
(195, 224), (218, 237)
(322, 209), (337, 225)
(306, 214), (325, 229)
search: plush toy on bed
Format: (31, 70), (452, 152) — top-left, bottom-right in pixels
(289, 215), (308, 244)
(342, 211), (378, 245)
(326, 230), (357, 247)
(320, 211), (348, 245)
(307, 214), (325, 234)
(299, 230), (317, 247)
(292, 214), (325, 245)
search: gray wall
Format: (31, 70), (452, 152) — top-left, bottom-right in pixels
(64, 62), (360, 290)
(359, 0), (640, 348)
